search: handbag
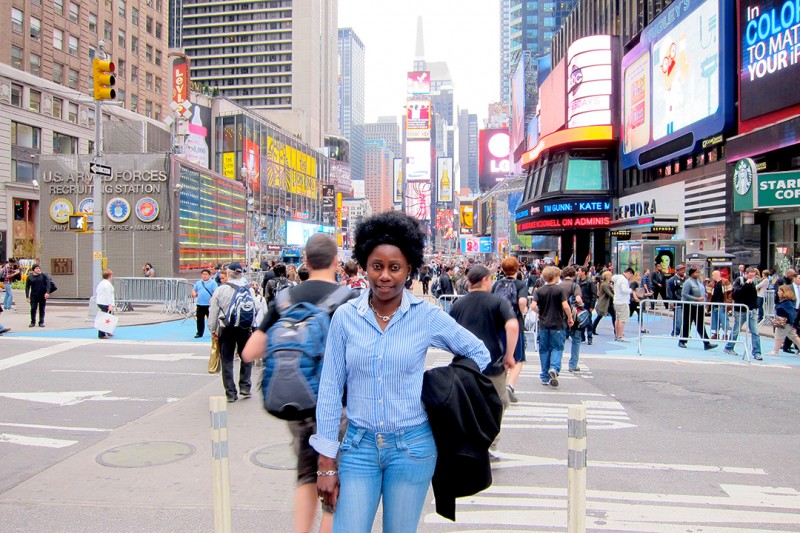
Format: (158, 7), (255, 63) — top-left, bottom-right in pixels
(94, 311), (118, 334)
(208, 336), (221, 374)
(772, 316), (788, 328)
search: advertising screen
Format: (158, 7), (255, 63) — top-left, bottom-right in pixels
(286, 221), (335, 246)
(460, 236), (492, 254)
(407, 71), (431, 94)
(436, 157), (453, 202)
(620, 0), (734, 169)
(739, 0), (800, 122)
(393, 158), (403, 203)
(567, 35), (613, 129)
(406, 140), (431, 182)
(179, 166), (246, 270)
(181, 104), (211, 170)
(405, 182), (431, 221)
(406, 100), (431, 140)
(511, 60), (526, 160)
(460, 205), (474, 231)
(478, 129), (511, 191)
(655, 246), (677, 275)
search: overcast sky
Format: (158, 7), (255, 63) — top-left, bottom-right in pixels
(338, 0), (500, 125)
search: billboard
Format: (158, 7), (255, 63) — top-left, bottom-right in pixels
(436, 209), (455, 240)
(621, 0), (734, 169)
(436, 157), (453, 203)
(567, 35), (613, 128)
(286, 221), (335, 246)
(392, 158), (403, 203)
(406, 140), (431, 182)
(407, 71), (431, 95)
(265, 136), (318, 199)
(478, 129), (511, 191)
(460, 236), (492, 254)
(242, 137), (260, 189)
(322, 184), (335, 226)
(539, 59), (567, 138)
(460, 204), (474, 231)
(739, 0), (800, 130)
(171, 56), (189, 115)
(180, 104), (212, 170)
(405, 182), (431, 221)
(511, 60), (526, 161)
(406, 100), (431, 140)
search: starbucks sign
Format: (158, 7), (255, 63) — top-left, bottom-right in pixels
(733, 158), (800, 211)
(733, 158), (754, 196)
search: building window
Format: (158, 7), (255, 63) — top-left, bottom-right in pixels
(53, 132), (78, 154)
(11, 46), (23, 70)
(131, 65), (138, 84)
(104, 21), (112, 40)
(30, 54), (41, 76)
(89, 13), (97, 33)
(53, 97), (63, 119)
(69, 2), (79, 22)
(131, 94), (138, 113)
(145, 44), (153, 62)
(88, 107), (95, 126)
(104, 0), (111, 10)
(31, 17), (41, 39)
(68, 35), (79, 56)
(146, 16), (153, 34)
(11, 84), (22, 106)
(54, 28), (63, 50)
(145, 100), (152, 118)
(145, 72), (153, 90)
(117, 29), (125, 49)
(155, 76), (162, 94)
(53, 63), (63, 84)
(131, 36), (138, 55)
(11, 122), (41, 149)
(116, 88), (125, 106)
(156, 0), (162, 11)
(88, 140), (95, 154)
(68, 102), (78, 123)
(68, 68), (78, 89)
(155, 22), (162, 39)
(29, 90), (41, 113)
(131, 6), (138, 25)
(12, 8), (23, 33)
(117, 58), (126, 78)
(155, 49), (162, 66)
(118, 0), (125, 18)
(54, 0), (64, 16)
(12, 161), (36, 184)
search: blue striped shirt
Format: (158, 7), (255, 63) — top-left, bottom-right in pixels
(309, 289), (490, 458)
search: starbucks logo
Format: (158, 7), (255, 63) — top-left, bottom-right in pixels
(733, 158), (755, 196)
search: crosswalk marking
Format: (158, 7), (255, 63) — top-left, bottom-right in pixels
(502, 399), (635, 430)
(0, 433), (78, 449)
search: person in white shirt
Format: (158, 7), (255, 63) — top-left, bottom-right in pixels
(611, 268), (634, 342)
(95, 269), (115, 339)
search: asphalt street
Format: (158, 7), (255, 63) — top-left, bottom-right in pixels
(0, 314), (798, 532)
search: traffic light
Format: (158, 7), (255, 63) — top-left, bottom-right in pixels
(68, 214), (87, 232)
(92, 58), (116, 100)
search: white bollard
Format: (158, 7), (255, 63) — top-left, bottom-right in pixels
(567, 404), (587, 533)
(210, 396), (232, 533)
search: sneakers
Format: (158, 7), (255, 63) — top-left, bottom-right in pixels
(678, 342), (687, 348)
(568, 367), (580, 372)
(240, 391), (252, 398)
(194, 334), (203, 338)
(587, 339), (593, 345)
(541, 381), (549, 386)
(548, 369), (559, 387)
(38, 323), (45, 327)
(723, 348), (738, 356)
(753, 354), (763, 360)
(704, 343), (718, 351)
(506, 385), (518, 403)
(28, 323), (35, 328)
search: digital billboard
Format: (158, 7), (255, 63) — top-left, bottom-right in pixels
(405, 182), (431, 221)
(407, 71), (431, 95)
(620, 0), (734, 169)
(286, 221), (335, 247)
(406, 140), (431, 182)
(460, 236), (492, 254)
(739, 0), (800, 128)
(181, 104), (211, 170)
(478, 129), (511, 191)
(567, 35), (613, 129)
(392, 158), (403, 203)
(405, 100), (431, 140)
(511, 60), (526, 161)
(460, 205), (474, 231)
(539, 59), (567, 138)
(436, 157), (453, 203)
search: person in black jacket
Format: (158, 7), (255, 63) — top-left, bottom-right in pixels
(650, 264), (668, 309)
(24, 264), (53, 327)
(724, 267), (763, 360)
(578, 267), (597, 345)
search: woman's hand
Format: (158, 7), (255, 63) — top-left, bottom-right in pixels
(317, 457), (340, 511)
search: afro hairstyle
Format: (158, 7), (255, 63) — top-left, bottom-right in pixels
(353, 211), (425, 277)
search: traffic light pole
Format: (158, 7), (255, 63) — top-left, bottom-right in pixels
(92, 98), (103, 298)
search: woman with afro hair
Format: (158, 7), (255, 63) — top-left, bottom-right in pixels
(310, 211), (490, 532)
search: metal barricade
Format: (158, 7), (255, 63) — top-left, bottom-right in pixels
(113, 277), (195, 315)
(637, 298), (754, 361)
(436, 294), (461, 311)
(243, 271), (265, 289)
(759, 289), (776, 327)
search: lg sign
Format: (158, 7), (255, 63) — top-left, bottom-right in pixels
(479, 129), (510, 191)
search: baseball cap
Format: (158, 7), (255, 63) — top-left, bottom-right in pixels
(227, 261), (244, 273)
(676, 264), (686, 270)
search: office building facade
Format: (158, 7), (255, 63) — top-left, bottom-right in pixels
(337, 28), (365, 182)
(364, 139), (393, 215)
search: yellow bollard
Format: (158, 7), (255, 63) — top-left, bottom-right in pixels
(567, 404), (587, 533)
(210, 396), (232, 533)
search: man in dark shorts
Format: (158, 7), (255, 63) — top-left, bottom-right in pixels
(242, 233), (353, 533)
(450, 264), (518, 453)
(531, 266), (574, 387)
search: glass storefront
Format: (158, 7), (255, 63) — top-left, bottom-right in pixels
(768, 217), (800, 275)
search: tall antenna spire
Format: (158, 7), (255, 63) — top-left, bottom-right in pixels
(415, 16), (424, 59)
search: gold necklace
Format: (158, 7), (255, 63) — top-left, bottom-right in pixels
(369, 298), (400, 322)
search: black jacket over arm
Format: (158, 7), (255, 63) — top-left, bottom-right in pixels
(421, 356), (503, 521)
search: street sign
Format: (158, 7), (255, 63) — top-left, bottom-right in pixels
(89, 163), (112, 176)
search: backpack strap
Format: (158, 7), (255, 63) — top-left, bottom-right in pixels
(275, 286), (293, 315)
(317, 285), (354, 315)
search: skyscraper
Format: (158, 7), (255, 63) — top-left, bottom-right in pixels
(500, 0), (512, 104)
(180, 0), (339, 146)
(364, 140), (394, 215)
(365, 118), (401, 162)
(338, 28), (365, 183)
(458, 110), (480, 194)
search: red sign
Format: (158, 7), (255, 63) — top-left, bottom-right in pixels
(517, 216), (611, 231)
(172, 57), (189, 115)
(478, 129), (511, 191)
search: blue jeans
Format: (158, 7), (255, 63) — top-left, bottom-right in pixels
(567, 327), (581, 370)
(334, 422), (436, 533)
(725, 309), (761, 356)
(711, 306), (728, 334)
(538, 327), (566, 382)
(672, 305), (683, 336)
(3, 283), (12, 310)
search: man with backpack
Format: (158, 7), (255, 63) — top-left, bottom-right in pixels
(492, 257), (528, 402)
(265, 262), (293, 305)
(560, 267), (585, 372)
(241, 233), (354, 533)
(208, 262), (260, 403)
